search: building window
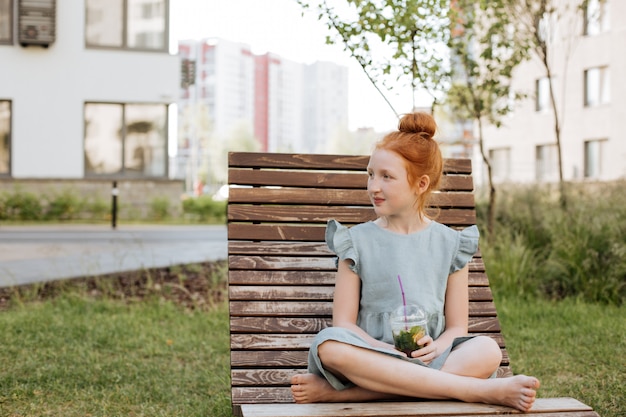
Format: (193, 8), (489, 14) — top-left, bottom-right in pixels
(584, 139), (606, 179)
(85, 0), (168, 51)
(0, 0), (12, 44)
(0, 100), (10, 175)
(584, 0), (610, 36)
(584, 66), (610, 107)
(489, 148), (511, 182)
(84, 103), (168, 177)
(535, 144), (558, 182)
(535, 77), (551, 112)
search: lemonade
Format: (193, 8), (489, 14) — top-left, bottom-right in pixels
(389, 304), (428, 356)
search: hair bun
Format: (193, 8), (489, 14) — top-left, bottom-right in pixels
(398, 112), (437, 139)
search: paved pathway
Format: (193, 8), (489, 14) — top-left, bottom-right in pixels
(0, 224), (227, 288)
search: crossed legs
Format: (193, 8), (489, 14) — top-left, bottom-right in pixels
(290, 336), (540, 412)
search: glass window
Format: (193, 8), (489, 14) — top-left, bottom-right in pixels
(86, 0), (167, 51)
(584, 139), (606, 179)
(489, 148), (510, 182)
(84, 103), (168, 177)
(0, 0), (12, 44)
(535, 77), (551, 112)
(535, 144), (558, 182)
(584, 0), (610, 36)
(0, 100), (10, 175)
(584, 66), (610, 107)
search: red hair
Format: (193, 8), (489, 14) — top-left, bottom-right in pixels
(374, 112), (443, 217)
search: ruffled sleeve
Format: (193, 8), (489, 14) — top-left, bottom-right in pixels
(325, 219), (359, 274)
(450, 225), (480, 274)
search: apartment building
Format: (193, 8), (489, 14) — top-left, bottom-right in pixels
(480, 0), (625, 184)
(177, 37), (348, 156)
(0, 0), (178, 184)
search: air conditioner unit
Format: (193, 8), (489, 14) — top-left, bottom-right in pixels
(18, 0), (56, 47)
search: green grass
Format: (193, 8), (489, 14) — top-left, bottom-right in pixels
(497, 296), (625, 417)
(1, 293), (623, 416)
(0, 296), (231, 417)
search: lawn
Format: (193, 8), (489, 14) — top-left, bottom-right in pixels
(0, 265), (623, 417)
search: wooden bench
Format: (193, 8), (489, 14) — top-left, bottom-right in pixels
(227, 152), (599, 417)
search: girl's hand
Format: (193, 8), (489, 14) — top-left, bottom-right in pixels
(410, 335), (438, 364)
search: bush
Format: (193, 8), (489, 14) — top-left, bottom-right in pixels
(84, 196), (110, 221)
(45, 189), (83, 220)
(182, 195), (226, 223)
(149, 196), (171, 221)
(478, 181), (626, 306)
(2, 189), (43, 220)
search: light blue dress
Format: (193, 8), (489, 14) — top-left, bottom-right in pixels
(307, 219), (480, 390)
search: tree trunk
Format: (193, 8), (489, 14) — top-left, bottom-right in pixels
(476, 116), (496, 239)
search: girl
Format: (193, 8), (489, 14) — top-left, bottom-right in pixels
(290, 112), (540, 412)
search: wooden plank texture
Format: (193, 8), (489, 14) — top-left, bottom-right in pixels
(238, 398), (598, 417)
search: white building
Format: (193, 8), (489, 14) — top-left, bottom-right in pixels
(0, 0), (178, 180)
(480, 0), (626, 184)
(301, 61), (349, 153)
(177, 38), (348, 155)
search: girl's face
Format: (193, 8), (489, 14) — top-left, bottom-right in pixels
(367, 149), (418, 218)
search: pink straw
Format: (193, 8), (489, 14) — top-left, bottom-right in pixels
(397, 275), (408, 330)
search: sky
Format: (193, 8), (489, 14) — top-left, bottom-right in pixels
(169, 0), (415, 131)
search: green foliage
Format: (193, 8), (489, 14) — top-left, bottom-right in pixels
(1, 188), (43, 220)
(182, 195), (226, 223)
(149, 196), (171, 221)
(446, 0), (531, 125)
(84, 196), (110, 221)
(478, 181), (626, 305)
(298, 0), (450, 110)
(45, 189), (83, 220)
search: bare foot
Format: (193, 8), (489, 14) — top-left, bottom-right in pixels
(290, 373), (340, 403)
(479, 375), (540, 412)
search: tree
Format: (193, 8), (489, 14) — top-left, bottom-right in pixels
(445, 0), (531, 236)
(504, 0), (589, 209)
(297, 0), (451, 115)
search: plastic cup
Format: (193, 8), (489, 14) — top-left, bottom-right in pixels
(389, 304), (428, 355)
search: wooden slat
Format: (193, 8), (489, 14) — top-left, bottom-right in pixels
(229, 301), (498, 317)
(229, 188), (475, 207)
(229, 205), (475, 225)
(228, 270), (489, 286)
(228, 152), (473, 175)
(228, 286), (493, 302)
(229, 317), (501, 334)
(230, 350), (511, 369)
(229, 169), (473, 191)
(237, 398), (598, 416)
(230, 334), (506, 351)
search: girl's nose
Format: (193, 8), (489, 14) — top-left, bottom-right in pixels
(367, 177), (380, 192)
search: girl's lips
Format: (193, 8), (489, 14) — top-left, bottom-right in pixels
(372, 197), (384, 205)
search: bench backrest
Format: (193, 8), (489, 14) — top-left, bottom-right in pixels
(227, 152), (511, 414)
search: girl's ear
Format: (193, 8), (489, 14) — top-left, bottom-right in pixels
(416, 175), (430, 195)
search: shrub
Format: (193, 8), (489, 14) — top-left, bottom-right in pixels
(149, 196), (171, 221)
(478, 181), (626, 306)
(182, 195), (226, 223)
(84, 196), (110, 221)
(2, 189), (43, 220)
(45, 189), (83, 220)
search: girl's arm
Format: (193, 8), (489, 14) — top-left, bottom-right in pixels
(332, 259), (397, 351)
(411, 265), (469, 362)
